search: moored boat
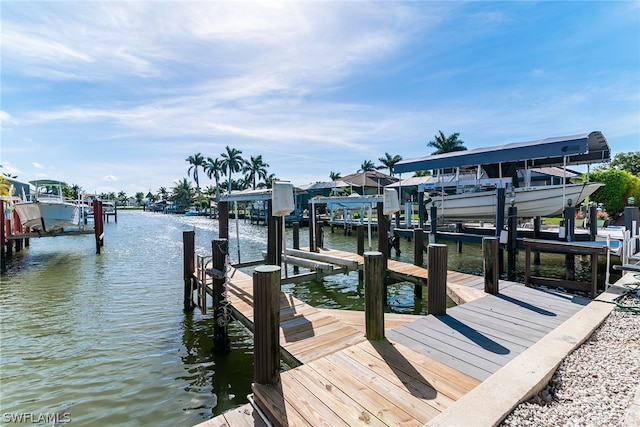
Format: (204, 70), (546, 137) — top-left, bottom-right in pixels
(14, 180), (81, 233)
(422, 180), (603, 220)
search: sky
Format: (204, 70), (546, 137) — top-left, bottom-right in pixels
(1, 1), (639, 197)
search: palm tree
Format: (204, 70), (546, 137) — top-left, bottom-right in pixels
(117, 191), (128, 206)
(377, 153), (403, 176)
(156, 187), (167, 201)
(427, 131), (467, 155)
(329, 171), (341, 181)
(204, 157), (223, 200)
(172, 178), (195, 210)
(186, 153), (206, 208)
(358, 160), (377, 173)
(135, 191), (145, 206)
(259, 173), (278, 189)
(220, 146), (244, 194)
(243, 155), (269, 189)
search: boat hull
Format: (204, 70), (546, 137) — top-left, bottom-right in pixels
(431, 182), (603, 221)
(14, 201), (80, 232)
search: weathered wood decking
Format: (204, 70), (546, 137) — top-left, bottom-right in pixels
(195, 248), (590, 427)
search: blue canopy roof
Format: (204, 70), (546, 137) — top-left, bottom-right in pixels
(395, 131), (609, 174)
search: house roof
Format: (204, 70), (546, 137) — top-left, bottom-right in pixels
(340, 170), (400, 188)
(298, 180), (351, 191)
(395, 131), (609, 174)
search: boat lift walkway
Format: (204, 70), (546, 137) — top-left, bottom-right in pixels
(192, 247), (635, 427)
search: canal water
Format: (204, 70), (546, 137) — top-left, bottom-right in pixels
(0, 210), (614, 426)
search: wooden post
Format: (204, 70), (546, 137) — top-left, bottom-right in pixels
(429, 204), (438, 244)
(533, 216), (541, 265)
(253, 265), (281, 385)
(427, 244), (447, 315)
(364, 251), (385, 340)
(413, 228), (424, 298)
(483, 237), (499, 294)
(357, 224), (365, 255)
(183, 230), (196, 312)
(92, 200), (104, 254)
(0, 200), (5, 258)
(376, 202), (389, 264)
(315, 220), (324, 249)
(507, 205), (517, 281)
(625, 206), (640, 253)
(4, 201), (12, 256)
(218, 201), (229, 240)
(292, 222), (300, 250)
(495, 188), (506, 238)
(308, 202), (316, 252)
(418, 191), (425, 229)
(266, 201), (278, 265)
(212, 239), (230, 352)
(589, 203), (598, 241)
(563, 206), (576, 281)
(456, 222), (463, 253)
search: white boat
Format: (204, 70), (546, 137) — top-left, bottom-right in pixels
(14, 180), (81, 233)
(421, 179), (604, 221)
(394, 131), (611, 221)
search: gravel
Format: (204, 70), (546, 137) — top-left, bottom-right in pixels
(501, 288), (640, 427)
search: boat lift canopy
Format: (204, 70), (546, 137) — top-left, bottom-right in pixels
(394, 131), (610, 174)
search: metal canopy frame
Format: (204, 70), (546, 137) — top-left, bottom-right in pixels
(394, 131), (609, 174)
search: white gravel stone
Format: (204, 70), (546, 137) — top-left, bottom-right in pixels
(501, 292), (640, 427)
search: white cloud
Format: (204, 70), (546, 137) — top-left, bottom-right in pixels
(32, 162), (44, 169)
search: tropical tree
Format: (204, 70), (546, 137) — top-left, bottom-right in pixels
(220, 146), (244, 194)
(171, 178), (195, 210)
(62, 184), (82, 200)
(329, 171), (341, 181)
(135, 191), (145, 206)
(428, 131), (467, 155)
(204, 157), (223, 200)
(610, 151), (640, 177)
(258, 173), (278, 189)
(377, 153), (403, 176)
(0, 175), (11, 197)
(117, 191), (128, 206)
(186, 153), (206, 208)
(589, 169), (640, 215)
(243, 155), (269, 189)
(358, 160), (377, 173)
(157, 187), (168, 201)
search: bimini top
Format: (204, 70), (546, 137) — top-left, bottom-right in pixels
(394, 131), (609, 174)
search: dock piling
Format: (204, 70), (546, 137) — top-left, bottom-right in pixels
(182, 230), (196, 312)
(413, 228), (424, 298)
(507, 206), (517, 281)
(429, 205), (438, 244)
(364, 251), (385, 340)
(253, 265), (282, 385)
(92, 200), (104, 254)
(483, 237), (500, 294)
(212, 239), (230, 352)
(427, 244), (448, 315)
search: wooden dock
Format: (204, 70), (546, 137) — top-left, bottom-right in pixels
(194, 247), (591, 427)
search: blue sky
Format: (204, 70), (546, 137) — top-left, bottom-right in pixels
(1, 1), (639, 196)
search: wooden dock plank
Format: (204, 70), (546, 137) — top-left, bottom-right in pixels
(307, 358), (423, 427)
(287, 367), (387, 426)
(324, 351), (441, 423)
(355, 340), (480, 399)
(201, 247), (592, 426)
